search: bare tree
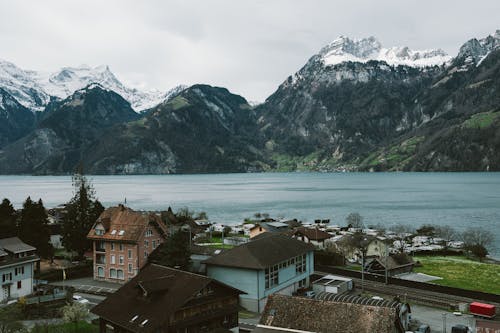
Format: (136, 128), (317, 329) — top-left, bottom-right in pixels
(461, 227), (495, 260)
(389, 224), (414, 254)
(434, 225), (456, 248)
(346, 212), (364, 229)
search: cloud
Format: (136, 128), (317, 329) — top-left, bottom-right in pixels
(0, 0), (498, 101)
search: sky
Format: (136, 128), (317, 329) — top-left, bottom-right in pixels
(0, 0), (499, 102)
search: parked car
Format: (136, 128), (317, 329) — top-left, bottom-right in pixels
(304, 291), (316, 298)
(416, 324), (430, 333)
(451, 324), (471, 333)
(72, 295), (90, 304)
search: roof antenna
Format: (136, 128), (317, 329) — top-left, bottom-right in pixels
(124, 197), (127, 205)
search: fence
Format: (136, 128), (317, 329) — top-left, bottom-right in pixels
(25, 291), (67, 305)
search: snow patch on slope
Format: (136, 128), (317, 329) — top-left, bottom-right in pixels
(320, 36), (451, 68)
(0, 60), (184, 112)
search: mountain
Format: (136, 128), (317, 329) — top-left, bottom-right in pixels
(0, 31), (499, 174)
(82, 84), (269, 174)
(0, 59), (184, 112)
(0, 88), (36, 148)
(255, 36), (446, 171)
(0, 84), (140, 174)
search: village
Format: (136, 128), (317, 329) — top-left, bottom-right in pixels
(1, 192), (499, 333)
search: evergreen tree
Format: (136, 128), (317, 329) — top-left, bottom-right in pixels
(149, 231), (191, 270)
(0, 198), (17, 239)
(62, 173), (104, 258)
(18, 197), (52, 258)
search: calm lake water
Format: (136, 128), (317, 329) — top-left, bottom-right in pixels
(1, 173), (499, 256)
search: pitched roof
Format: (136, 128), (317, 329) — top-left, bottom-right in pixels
(91, 264), (242, 333)
(203, 234), (314, 270)
(366, 254), (415, 271)
(0, 237), (36, 253)
(260, 294), (403, 333)
(87, 206), (167, 243)
(293, 227), (331, 241)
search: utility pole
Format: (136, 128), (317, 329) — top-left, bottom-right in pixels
(442, 313), (447, 333)
(385, 245), (389, 285)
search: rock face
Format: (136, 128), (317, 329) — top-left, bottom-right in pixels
(0, 85), (140, 174)
(84, 84), (269, 174)
(0, 88), (36, 148)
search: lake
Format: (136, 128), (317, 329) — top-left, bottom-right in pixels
(1, 172), (499, 256)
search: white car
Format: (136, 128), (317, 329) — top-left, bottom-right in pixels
(72, 295), (90, 304)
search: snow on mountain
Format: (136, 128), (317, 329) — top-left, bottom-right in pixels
(457, 29), (500, 66)
(319, 36), (451, 68)
(0, 59), (184, 112)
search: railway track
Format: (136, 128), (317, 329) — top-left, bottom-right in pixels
(315, 271), (500, 311)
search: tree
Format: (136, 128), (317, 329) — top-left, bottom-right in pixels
(389, 224), (414, 254)
(61, 302), (89, 333)
(194, 211), (208, 220)
(17, 197), (52, 258)
(434, 225), (456, 248)
(416, 224), (436, 237)
(0, 198), (17, 239)
(469, 244), (489, 262)
(345, 212), (364, 229)
(62, 173), (104, 259)
(461, 227), (494, 261)
(223, 226), (232, 237)
(149, 231), (191, 270)
(0, 304), (25, 333)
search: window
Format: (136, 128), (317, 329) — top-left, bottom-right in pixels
(111, 230), (117, 235)
(144, 240), (149, 247)
(97, 267), (104, 277)
(117, 269), (124, 280)
(17, 281), (22, 289)
(296, 254), (307, 274)
(119, 243), (124, 251)
(2, 273), (12, 282)
(145, 229), (153, 237)
(111, 255), (116, 265)
(111, 243), (115, 251)
(265, 265), (279, 289)
(118, 230), (125, 236)
(144, 251), (148, 258)
(95, 229), (104, 236)
(119, 255), (124, 265)
(110, 268), (117, 278)
(15, 267), (24, 276)
(128, 263), (133, 273)
(128, 249), (132, 259)
(152, 240), (156, 249)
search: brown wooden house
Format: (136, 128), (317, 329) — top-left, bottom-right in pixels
(91, 264), (244, 333)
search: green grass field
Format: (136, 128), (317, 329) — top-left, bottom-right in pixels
(414, 256), (500, 295)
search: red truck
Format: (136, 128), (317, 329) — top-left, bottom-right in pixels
(469, 302), (496, 318)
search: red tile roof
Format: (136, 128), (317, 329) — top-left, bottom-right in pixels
(87, 205), (168, 243)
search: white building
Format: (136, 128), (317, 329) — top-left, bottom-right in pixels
(0, 237), (39, 303)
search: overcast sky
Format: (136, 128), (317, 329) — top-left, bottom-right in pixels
(0, 0), (499, 101)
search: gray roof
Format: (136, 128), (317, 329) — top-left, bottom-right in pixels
(0, 249), (7, 256)
(203, 234), (314, 270)
(0, 237), (36, 254)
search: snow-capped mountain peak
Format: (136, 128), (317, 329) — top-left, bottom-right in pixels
(457, 29), (500, 66)
(319, 36), (451, 68)
(0, 59), (183, 112)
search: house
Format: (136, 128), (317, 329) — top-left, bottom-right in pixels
(260, 293), (411, 333)
(327, 235), (388, 262)
(0, 237), (39, 303)
(87, 205), (168, 283)
(291, 227), (332, 249)
(204, 233), (315, 313)
(364, 253), (415, 277)
(91, 264), (243, 333)
(249, 222), (290, 239)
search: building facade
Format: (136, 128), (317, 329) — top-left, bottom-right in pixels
(205, 234), (315, 313)
(0, 237), (39, 303)
(87, 205), (168, 283)
(91, 264), (243, 333)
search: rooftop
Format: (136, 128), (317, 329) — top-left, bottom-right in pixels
(91, 264), (243, 333)
(0, 237), (36, 254)
(203, 234), (314, 270)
